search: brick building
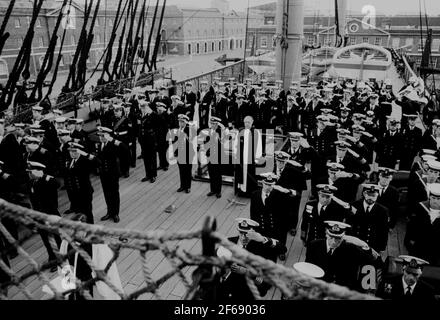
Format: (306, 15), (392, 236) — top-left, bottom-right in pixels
(0, 0), (263, 83)
(248, 2), (440, 71)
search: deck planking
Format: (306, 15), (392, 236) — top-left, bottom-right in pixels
(5, 153), (409, 300)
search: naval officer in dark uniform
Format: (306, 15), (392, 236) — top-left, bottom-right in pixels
(202, 117), (227, 198)
(170, 114), (196, 193)
(306, 221), (382, 291)
(95, 127), (122, 223)
(139, 101), (159, 183)
(376, 255), (436, 300)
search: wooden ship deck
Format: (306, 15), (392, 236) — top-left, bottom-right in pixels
(5, 147), (409, 300)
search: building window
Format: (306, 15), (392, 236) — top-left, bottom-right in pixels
(362, 37), (369, 44)
(204, 42), (207, 53)
(187, 44), (191, 55)
(36, 18), (41, 28)
(38, 36), (44, 47)
(95, 18), (99, 27)
(219, 41), (222, 51)
(240, 40), (243, 48)
(260, 36), (267, 48)
(17, 37), (23, 48)
(96, 34), (101, 44)
(375, 37), (382, 46)
(307, 36), (314, 45)
(350, 37), (356, 45)
(71, 35), (76, 45)
(236, 39), (239, 48)
(109, 19), (113, 27)
(432, 39), (440, 52)
(211, 42), (214, 51)
(415, 57), (422, 66)
(196, 43), (200, 54)
(264, 16), (275, 25)
(15, 18), (20, 28)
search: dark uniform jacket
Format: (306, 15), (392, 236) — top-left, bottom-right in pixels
(113, 116), (132, 145)
(181, 91), (197, 119)
(399, 126), (422, 169)
(376, 275), (436, 301)
(347, 200), (390, 252)
(139, 112), (159, 150)
(300, 199), (349, 245)
(377, 184), (400, 228)
(213, 96), (229, 124)
(71, 129), (92, 152)
(421, 130), (438, 151)
(375, 130), (403, 168)
(29, 175), (59, 216)
(250, 189), (286, 247)
(217, 236), (284, 300)
(405, 201), (440, 266)
(252, 99), (272, 129)
(281, 143), (314, 167)
(99, 108), (115, 129)
(94, 140), (120, 177)
(282, 102), (302, 133)
(204, 127), (225, 165)
(63, 156), (94, 198)
(306, 239), (381, 291)
(171, 125), (196, 164)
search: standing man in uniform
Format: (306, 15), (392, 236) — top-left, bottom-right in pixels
(182, 82), (197, 120)
(63, 142), (95, 224)
(348, 184), (390, 254)
(301, 184), (351, 246)
(197, 81), (215, 129)
(375, 167), (400, 229)
(156, 102), (171, 172)
(306, 221), (382, 291)
(139, 101), (159, 183)
(203, 117), (226, 198)
(250, 174), (288, 259)
(170, 114), (196, 193)
(27, 161), (61, 271)
(95, 127), (122, 223)
(113, 104), (132, 178)
(376, 117), (403, 169)
(405, 183), (440, 266)
(399, 113), (422, 170)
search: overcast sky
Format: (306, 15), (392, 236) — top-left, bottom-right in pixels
(166, 0), (440, 15)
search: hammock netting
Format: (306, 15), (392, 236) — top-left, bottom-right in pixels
(0, 199), (377, 300)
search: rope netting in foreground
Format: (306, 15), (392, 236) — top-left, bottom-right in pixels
(0, 199), (377, 300)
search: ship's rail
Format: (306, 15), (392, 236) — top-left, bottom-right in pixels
(174, 60), (255, 96)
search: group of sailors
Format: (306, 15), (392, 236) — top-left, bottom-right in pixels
(0, 73), (439, 300)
